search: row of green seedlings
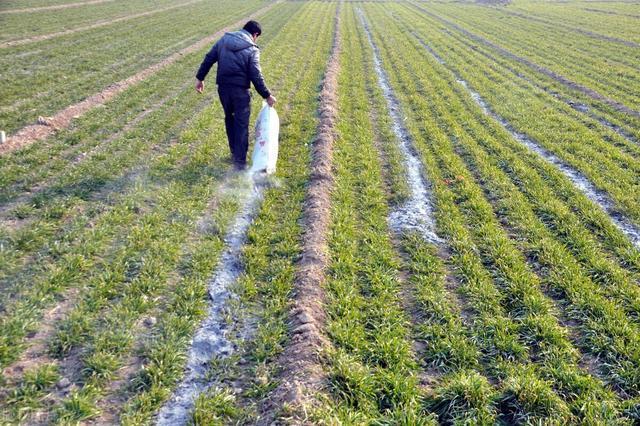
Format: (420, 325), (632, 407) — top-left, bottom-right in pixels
(381, 0), (640, 368)
(0, 4), (312, 422)
(364, 4), (640, 422)
(0, 78), (214, 294)
(423, 2), (640, 112)
(362, 6), (597, 423)
(24, 2), (324, 422)
(0, 3), (298, 370)
(1, 90), (238, 425)
(400, 2), (640, 227)
(396, 12), (640, 251)
(417, 7), (640, 147)
(391, 2), (640, 269)
(0, 1), (289, 237)
(0, 0), (265, 133)
(0, 0), (107, 10)
(494, 7), (640, 51)
(406, 1), (640, 142)
(471, 2), (640, 70)
(0, 1), (298, 303)
(505, 1), (640, 39)
(147, 3), (339, 424)
(0, 84), (216, 369)
(0, 0), (200, 42)
(0, 1), (296, 218)
(155, 3), (337, 424)
(408, 0), (640, 135)
(385, 0), (640, 408)
(509, 2), (640, 41)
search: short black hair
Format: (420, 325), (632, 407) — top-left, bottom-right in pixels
(243, 20), (262, 36)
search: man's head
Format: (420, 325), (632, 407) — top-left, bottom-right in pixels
(243, 20), (262, 42)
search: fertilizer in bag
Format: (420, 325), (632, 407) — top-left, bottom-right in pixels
(250, 102), (279, 174)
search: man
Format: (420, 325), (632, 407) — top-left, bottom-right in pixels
(195, 20), (276, 170)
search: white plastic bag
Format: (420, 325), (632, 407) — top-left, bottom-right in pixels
(250, 102), (279, 174)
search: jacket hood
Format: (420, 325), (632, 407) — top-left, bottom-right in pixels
(224, 30), (256, 52)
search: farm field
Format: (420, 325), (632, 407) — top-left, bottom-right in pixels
(1, 0), (640, 424)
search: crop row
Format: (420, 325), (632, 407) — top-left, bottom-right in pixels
(389, 3), (640, 254)
(431, 3), (640, 111)
(407, 3), (640, 146)
(0, 0), (266, 133)
(0, 1), (296, 324)
(0, 0), (114, 10)
(421, 2), (640, 113)
(0, 2), (313, 422)
(415, 6), (640, 145)
(509, 1), (640, 43)
(392, 3), (640, 229)
(361, 3), (640, 422)
(312, 7), (429, 423)
(1, 2), (340, 423)
(0, 0), (192, 42)
(365, 5), (619, 422)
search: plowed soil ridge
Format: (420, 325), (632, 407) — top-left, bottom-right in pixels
(259, 5), (341, 423)
(0, 1), (281, 155)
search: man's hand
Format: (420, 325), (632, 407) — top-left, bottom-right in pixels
(266, 95), (276, 107)
(195, 79), (204, 94)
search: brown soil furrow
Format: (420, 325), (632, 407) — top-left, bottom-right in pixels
(259, 5), (341, 423)
(0, 0), (115, 14)
(0, 0), (204, 48)
(409, 1), (640, 119)
(0, 1), (281, 156)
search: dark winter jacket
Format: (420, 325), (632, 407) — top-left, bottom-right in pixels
(195, 29), (271, 99)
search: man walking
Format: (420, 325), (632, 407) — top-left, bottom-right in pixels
(195, 20), (276, 170)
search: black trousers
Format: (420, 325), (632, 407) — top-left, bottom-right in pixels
(217, 85), (251, 166)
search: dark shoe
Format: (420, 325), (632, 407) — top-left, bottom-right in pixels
(233, 162), (247, 171)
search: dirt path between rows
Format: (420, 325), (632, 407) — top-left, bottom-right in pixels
(0, 0), (204, 48)
(409, 2), (640, 119)
(0, 0), (114, 14)
(258, 6), (341, 424)
(0, 1), (281, 156)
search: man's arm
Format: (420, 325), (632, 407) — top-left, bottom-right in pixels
(195, 41), (220, 82)
(248, 49), (271, 99)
